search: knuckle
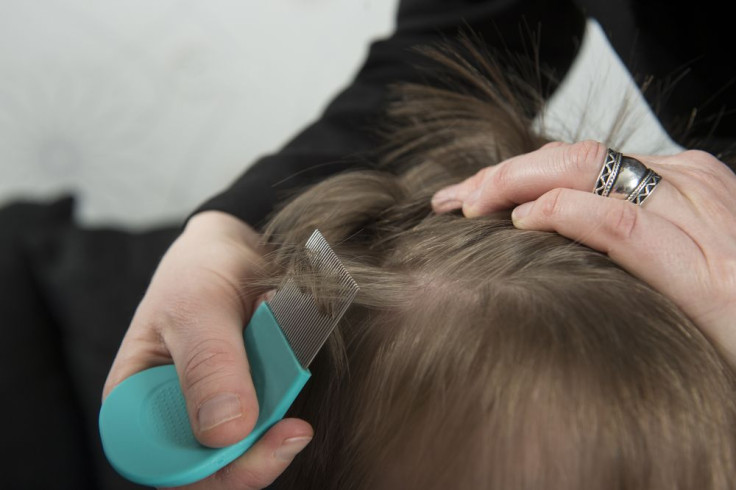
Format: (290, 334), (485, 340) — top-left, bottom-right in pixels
(475, 166), (493, 181)
(140, 308), (178, 338)
(181, 337), (238, 393)
(681, 149), (716, 165)
(603, 201), (639, 241)
(472, 165), (498, 192)
(537, 188), (566, 220)
(676, 149), (724, 175)
(565, 140), (606, 173)
(490, 161), (513, 190)
(140, 292), (201, 335)
(679, 150), (732, 186)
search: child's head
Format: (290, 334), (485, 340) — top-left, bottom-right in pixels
(256, 37), (736, 489)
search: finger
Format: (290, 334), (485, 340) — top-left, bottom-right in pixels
(466, 140), (616, 216)
(173, 418), (313, 490)
(159, 286), (260, 448)
(103, 325), (174, 400)
(431, 169), (489, 214)
(435, 141), (692, 229)
(511, 188), (706, 315)
(431, 140), (608, 214)
(430, 141), (567, 213)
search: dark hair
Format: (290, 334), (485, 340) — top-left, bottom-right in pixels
(255, 35), (736, 489)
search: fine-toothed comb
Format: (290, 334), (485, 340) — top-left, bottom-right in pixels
(99, 230), (359, 487)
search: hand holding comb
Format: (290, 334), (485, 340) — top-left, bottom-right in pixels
(99, 230), (359, 486)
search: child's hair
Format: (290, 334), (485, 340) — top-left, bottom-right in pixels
(255, 35), (736, 489)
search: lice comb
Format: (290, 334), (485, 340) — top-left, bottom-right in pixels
(272, 230), (358, 367)
(99, 230), (358, 487)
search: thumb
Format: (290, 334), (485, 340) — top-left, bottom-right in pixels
(103, 211), (265, 449)
(162, 287), (260, 448)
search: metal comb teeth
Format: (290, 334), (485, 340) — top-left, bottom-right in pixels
(268, 230), (359, 368)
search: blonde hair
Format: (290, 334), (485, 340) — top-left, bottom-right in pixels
(256, 36), (736, 489)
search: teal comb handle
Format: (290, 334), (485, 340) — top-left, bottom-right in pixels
(99, 302), (311, 487)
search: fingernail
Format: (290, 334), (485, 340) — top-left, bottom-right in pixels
(432, 198), (462, 213)
(198, 393), (242, 431)
(511, 202), (533, 224)
(431, 187), (456, 206)
(432, 187), (464, 213)
(275, 436), (312, 461)
(433, 186), (456, 202)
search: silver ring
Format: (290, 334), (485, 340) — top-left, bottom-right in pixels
(593, 148), (622, 197)
(592, 148), (662, 206)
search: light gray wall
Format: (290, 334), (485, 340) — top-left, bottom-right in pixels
(0, 0), (398, 226)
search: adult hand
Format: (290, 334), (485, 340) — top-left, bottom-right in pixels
(102, 211), (312, 489)
(432, 141), (736, 366)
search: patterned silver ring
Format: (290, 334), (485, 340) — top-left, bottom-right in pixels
(593, 148), (662, 206)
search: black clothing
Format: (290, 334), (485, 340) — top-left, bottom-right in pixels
(1, 197), (178, 489)
(197, 0), (735, 229)
(197, 0), (585, 228)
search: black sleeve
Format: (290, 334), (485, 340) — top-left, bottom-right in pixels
(194, 0), (585, 229)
